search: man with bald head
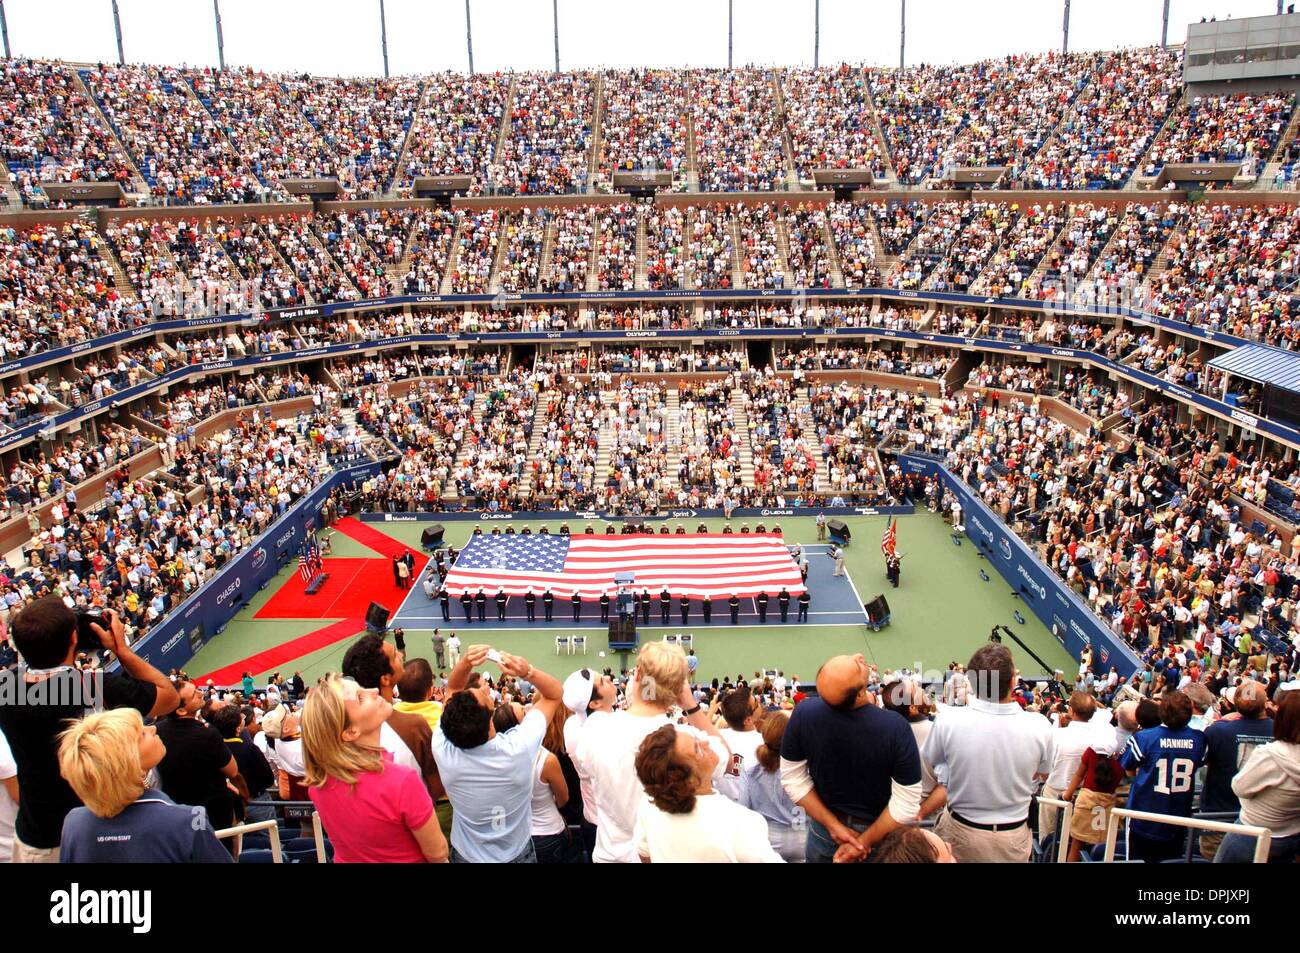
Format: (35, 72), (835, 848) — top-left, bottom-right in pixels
(1199, 680), (1273, 859)
(780, 654), (923, 863)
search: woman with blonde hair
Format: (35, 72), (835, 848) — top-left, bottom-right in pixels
(58, 708), (231, 862)
(301, 673), (448, 863)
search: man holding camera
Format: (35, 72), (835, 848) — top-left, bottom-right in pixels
(0, 596), (179, 863)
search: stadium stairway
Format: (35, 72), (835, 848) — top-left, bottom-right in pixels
(1257, 106), (1300, 190)
(820, 211), (847, 289)
(537, 215), (557, 288)
(585, 208), (600, 292)
(444, 390), (488, 500)
(386, 214), (423, 288)
(664, 388), (683, 488)
(794, 395), (831, 490)
(439, 217), (467, 296)
(773, 212), (795, 289)
(730, 389), (755, 487)
(487, 212), (512, 294)
(685, 96), (700, 192)
(95, 227), (141, 304)
(634, 208), (648, 290)
(860, 67), (899, 186)
(586, 72), (604, 192)
(389, 80), (432, 195)
(770, 70), (800, 190)
(71, 69), (152, 198)
(728, 215), (745, 289)
(304, 226), (362, 299)
(595, 389), (618, 483)
(519, 388), (556, 500)
(493, 76), (518, 162)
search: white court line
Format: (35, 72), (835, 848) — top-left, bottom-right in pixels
(839, 560), (873, 622)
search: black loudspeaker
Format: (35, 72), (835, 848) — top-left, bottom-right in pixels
(365, 602), (391, 631)
(864, 595), (890, 625)
(422, 525), (445, 548)
(608, 617), (638, 651)
(827, 519), (850, 540)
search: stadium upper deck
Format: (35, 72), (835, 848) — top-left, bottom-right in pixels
(4, 47), (1299, 207)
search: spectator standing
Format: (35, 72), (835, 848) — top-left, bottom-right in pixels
(0, 728), (16, 864)
(739, 712), (805, 862)
(715, 684), (763, 802)
(1040, 692), (1098, 840)
(1118, 690), (1207, 862)
(780, 653), (922, 863)
(923, 643), (1055, 863)
(431, 645), (564, 862)
(302, 674), (449, 863)
(574, 641), (731, 863)
(154, 678), (239, 841)
(634, 724), (782, 863)
(57, 709), (230, 863)
(1199, 681), (1273, 859)
(1215, 690), (1300, 864)
(0, 598), (177, 863)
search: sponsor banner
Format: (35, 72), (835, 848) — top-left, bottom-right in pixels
(899, 454), (1140, 679)
(121, 462), (383, 674)
(0, 284), (1260, 381)
(358, 504), (915, 523)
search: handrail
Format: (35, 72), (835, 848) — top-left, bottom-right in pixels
(1102, 808), (1273, 863)
(214, 818), (283, 862)
(1036, 796), (1074, 863)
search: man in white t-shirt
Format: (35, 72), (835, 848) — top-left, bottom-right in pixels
(573, 642), (732, 863)
(561, 666), (618, 859)
(715, 685), (763, 802)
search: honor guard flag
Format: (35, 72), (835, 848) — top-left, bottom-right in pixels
(881, 518), (897, 557)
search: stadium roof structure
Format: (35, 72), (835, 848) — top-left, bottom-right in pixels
(1208, 343), (1300, 396)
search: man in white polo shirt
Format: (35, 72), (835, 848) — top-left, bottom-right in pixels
(1040, 692), (1098, 839)
(923, 642), (1055, 863)
(573, 642), (731, 863)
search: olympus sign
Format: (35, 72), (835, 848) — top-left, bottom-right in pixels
(161, 631), (186, 655)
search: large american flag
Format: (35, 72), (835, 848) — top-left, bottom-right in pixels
(442, 533), (806, 600)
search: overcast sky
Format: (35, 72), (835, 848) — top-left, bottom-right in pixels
(0, 0), (1284, 76)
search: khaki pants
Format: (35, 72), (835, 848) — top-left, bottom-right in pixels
(935, 811), (1032, 864)
(1037, 785), (1065, 840)
(13, 837), (60, 864)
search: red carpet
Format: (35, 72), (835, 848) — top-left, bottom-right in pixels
(333, 516), (424, 560)
(196, 618), (364, 685)
(256, 557), (418, 620)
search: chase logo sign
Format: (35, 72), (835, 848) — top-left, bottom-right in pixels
(275, 527), (297, 548)
(216, 579), (242, 606)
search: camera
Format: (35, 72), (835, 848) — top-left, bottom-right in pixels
(75, 608), (109, 653)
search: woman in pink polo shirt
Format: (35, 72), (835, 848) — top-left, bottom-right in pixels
(301, 674), (449, 863)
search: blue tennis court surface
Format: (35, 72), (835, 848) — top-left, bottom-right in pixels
(388, 544), (870, 630)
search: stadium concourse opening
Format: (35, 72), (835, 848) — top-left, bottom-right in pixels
(188, 512), (1075, 686)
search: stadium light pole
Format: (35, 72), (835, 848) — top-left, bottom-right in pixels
(1161, 0), (1170, 46)
(379, 0), (390, 78)
(899, 0), (905, 69)
(553, 0), (560, 75)
(814, 0), (819, 68)
(212, 0), (225, 71)
(465, 0), (474, 75)
(111, 0), (124, 65)
(728, 0), (733, 69)
(1062, 0), (1070, 53)
(0, 1), (10, 60)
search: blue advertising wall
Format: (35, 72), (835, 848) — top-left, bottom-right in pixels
(897, 454), (1141, 679)
(119, 460), (383, 674)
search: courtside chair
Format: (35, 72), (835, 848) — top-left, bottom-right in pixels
(555, 635), (572, 655)
(572, 635), (587, 655)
